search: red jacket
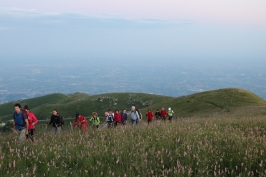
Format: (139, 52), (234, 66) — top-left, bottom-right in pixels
(73, 115), (87, 127)
(79, 116), (86, 124)
(73, 115), (88, 130)
(146, 111), (154, 121)
(114, 113), (122, 123)
(161, 110), (167, 117)
(27, 112), (38, 130)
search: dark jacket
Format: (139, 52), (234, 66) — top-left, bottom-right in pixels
(48, 114), (61, 127)
(155, 111), (161, 117)
(121, 113), (127, 122)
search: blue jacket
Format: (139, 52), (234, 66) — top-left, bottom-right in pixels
(121, 113), (127, 121)
(14, 111), (28, 131)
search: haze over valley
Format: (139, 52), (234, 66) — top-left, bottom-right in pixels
(1, 59), (265, 103)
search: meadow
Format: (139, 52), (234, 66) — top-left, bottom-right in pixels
(1, 116), (266, 177)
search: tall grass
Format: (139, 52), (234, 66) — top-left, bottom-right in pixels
(0, 117), (266, 176)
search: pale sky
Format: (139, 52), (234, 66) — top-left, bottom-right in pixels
(0, 0), (266, 61)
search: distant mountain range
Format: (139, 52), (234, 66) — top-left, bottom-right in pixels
(0, 88), (265, 122)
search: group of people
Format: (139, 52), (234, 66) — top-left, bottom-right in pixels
(12, 103), (175, 143)
(105, 106), (175, 127)
(13, 104), (39, 142)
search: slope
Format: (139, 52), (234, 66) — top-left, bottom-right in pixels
(148, 88), (266, 117)
(0, 92), (172, 121)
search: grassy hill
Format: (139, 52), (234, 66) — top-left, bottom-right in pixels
(0, 92), (172, 121)
(0, 88), (265, 122)
(1, 116), (266, 176)
(149, 88), (266, 117)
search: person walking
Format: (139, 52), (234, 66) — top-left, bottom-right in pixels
(155, 109), (161, 120)
(121, 110), (128, 125)
(13, 104), (29, 143)
(105, 112), (114, 128)
(47, 109), (62, 135)
(90, 112), (101, 128)
(130, 106), (140, 127)
(23, 105), (38, 142)
(161, 107), (167, 122)
(114, 109), (122, 126)
(74, 113), (88, 131)
(167, 107), (175, 122)
(146, 109), (154, 125)
(73, 115), (80, 128)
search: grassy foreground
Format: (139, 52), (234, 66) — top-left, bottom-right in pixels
(1, 117), (266, 177)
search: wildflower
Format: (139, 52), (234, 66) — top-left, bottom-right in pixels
(184, 152), (187, 157)
(33, 164), (37, 174)
(259, 161), (263, 167)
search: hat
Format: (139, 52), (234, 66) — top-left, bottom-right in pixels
(168, 107), (171, 111)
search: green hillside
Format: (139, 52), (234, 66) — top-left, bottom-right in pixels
(0, 93), (68, 119)
(0, 92), (171, 121)
(0, 88), (265, 122)
(149, 88), (266, 117)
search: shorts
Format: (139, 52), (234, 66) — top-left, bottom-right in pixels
(29, 129), (35, 136)
(53, 127), (61, 135)
(107, 122), (113, 127)
(122, 120), (127, 125)
(169, 116), (173, 120)
(131, 119), (137, 126)
(27, 129), (35, 138)
(93, 124), (99, 128)
(18, 129), (27, 143)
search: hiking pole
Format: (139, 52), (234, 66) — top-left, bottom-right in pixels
(11, 128), (18, 134)
(70, 122), (73, 131)
(100, 122), (108, 129)
(45, 125), (47, 132)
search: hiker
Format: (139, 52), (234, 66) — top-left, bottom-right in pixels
(13, 104), (29, 143)
(114, 109), (122, 126)
(73, 114), (80, 128)
(105, 112), (114, 127)
(155, 109), (161, 120)
(130, 106), (140, 126)
(74, 113), (88, 131)
(23, 105), (38, 142)
(90, 112), (101, 128)
(108, 109), (114, 118)
(167, 108), (175, 122)
(121, 110), (128, 125)
(161, 107), (167, 121)
(47, 109), (62, 135)
(146, 109), (154, 125)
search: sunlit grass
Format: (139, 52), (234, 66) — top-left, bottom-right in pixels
(1, 116), (266, 176)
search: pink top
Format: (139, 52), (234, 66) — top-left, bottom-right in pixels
(27, 112), (38, 130)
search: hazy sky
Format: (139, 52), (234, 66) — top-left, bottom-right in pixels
(0, 1), (266, 62)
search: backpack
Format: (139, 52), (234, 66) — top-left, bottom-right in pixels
(168, 110), (173, 116)
(93, 117), (100, 124)
(108, 114), (114, 122)
(13, 112), (27, 126)
(136, 110), (142, 120)
(59, 115), (64, 126)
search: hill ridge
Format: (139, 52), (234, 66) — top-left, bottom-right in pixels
(0, 88), (265, 121)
